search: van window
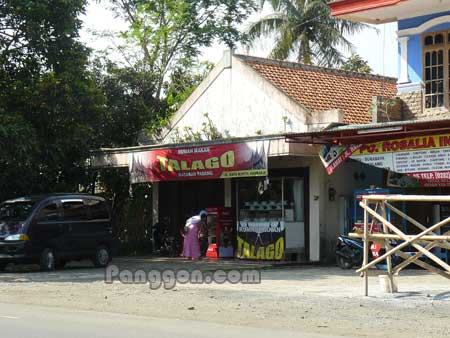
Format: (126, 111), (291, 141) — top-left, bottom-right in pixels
(36, 203), (59, 222)
(86, 199), (109, 220)
(62, 200), (87, 221)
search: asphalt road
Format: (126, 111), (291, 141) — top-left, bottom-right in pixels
(0, 302), (352, 338)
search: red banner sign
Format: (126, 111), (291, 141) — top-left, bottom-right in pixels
(320, 144), (362, 174)
(129, 141), (269, 183)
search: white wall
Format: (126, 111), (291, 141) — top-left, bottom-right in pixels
(157, 50), (381, 263)
(321, 161), (385, 261)
(268, 156), (323, 262)
(268, 156), (385, 262)
(163, 52), (321, 142)
(308, 158), (325, 262)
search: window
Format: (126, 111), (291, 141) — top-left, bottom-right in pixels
(237, 177), (305, 222)
(435, 33), (444, 45)
(238, 178), (283, 222)
(423, 31), (450, 109)
(0, 201), (36, 222)
(62, 200), (87, 221)
(36, 203), (59, 222)
(86, 199), (109, 220)
(283, 178), (304, 222)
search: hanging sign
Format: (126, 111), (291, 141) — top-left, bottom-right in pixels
(236, 221), (285, 260)
(129, 140), (269, 183)
(320, 133), (450, 187)
(320, 144), (362, 174)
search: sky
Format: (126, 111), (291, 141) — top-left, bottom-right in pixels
(80, 1), (398, 78)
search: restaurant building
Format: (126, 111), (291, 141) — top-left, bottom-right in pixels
(91, 51), (398, 262)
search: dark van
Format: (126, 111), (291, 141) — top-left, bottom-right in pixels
(0, 194), (117, 271)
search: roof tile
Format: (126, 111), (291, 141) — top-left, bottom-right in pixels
(236, 55), (398, 124)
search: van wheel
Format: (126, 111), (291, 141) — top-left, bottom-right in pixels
(56, 260), (66, 270)
(93, 245), (110, 268)
(0, 263), (7, 271)
(40, 248), (56, 271)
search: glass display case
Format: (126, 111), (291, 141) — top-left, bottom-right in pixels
(238, 179), (284, 222)
(237, 178), (302, 222)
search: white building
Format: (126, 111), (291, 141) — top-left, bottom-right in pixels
(92, 51), (397, 262)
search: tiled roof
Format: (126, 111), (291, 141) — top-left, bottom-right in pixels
(236, 55), (398, 124)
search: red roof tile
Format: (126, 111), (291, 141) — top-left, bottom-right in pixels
(236, 55), (398, 124)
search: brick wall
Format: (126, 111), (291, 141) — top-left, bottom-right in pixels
(398, 90), (423, 119)
(372, 96), (403, 123)
(398, 90), (450, 120)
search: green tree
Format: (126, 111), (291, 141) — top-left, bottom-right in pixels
(340, 53), (372, 74)
(0, 113), (39, 198)
(90, 58), (165, 147)
(165, 59), (214, 113)
(0, 0), (104, 200)
(248, 0), (367, 67)
(107, 0), (256, 99)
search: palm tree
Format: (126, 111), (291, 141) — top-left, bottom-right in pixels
(247, 0), (368, 67)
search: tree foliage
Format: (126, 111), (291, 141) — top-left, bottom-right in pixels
(0, 0), (104, 200)
(165, 59), (214, 113)
(107, 0), (256, 99)
(340, 53), (372, 74)
(248, 0), (367, 67)
(170, 113), (223, 143)
(0, 0), (256, 253)
(90, 58), (165, 147)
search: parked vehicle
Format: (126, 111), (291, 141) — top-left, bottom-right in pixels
(336, 235), (403, 270)
(153, 223), (181, 257)
(0, 194), (117, 271)
(335, 235), (365, 269)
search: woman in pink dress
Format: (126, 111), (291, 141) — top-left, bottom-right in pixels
(181, 216), (201, 260)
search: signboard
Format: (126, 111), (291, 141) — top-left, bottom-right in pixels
(352, 134), (450, 187)
(129, 140), (269, 183)
(320, 133), (450, 187)
(236, 221), (285, 260)
(320, 144), (362, 174)
(386, 171), (421, 188)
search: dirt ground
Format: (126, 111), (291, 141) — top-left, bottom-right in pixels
(1, 257), (450, 338)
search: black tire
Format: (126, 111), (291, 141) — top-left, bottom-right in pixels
(93, 245), (111, 268)
(55, 260), (66, 270)
(336, 255), (353, 269)
(40, 248), (56, 271)
(0, 263), (7, 271)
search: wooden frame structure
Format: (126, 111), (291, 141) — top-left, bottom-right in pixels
(353, 194), (450, 296)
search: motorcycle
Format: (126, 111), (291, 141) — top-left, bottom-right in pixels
(153, 223), (181, 257)
(336, 235), (402, 269)
(335, 235), (365, 269)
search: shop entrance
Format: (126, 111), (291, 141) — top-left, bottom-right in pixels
(236, 168), (309, 261)
(159, 179), (225, 236)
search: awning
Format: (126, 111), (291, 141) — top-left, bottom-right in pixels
(285, 119), (450, 145)
(328, 0), (431, 24)
(286, 119), (450, 187)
